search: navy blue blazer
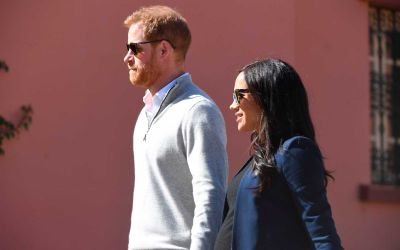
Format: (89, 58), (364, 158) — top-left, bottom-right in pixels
(232, 136), (343, 250)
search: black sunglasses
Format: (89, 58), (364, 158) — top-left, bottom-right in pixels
(233, 89), (250, 104)
(126, 39), (175, 55)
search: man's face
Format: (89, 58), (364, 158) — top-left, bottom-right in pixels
(123, 22), (161, 89)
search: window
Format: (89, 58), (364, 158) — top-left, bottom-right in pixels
(369, 6), (400, 185)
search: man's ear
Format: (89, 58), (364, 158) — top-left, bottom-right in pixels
(159, 40), (171, 57)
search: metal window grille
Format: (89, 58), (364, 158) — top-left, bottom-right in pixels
(369, 6), (400, 185)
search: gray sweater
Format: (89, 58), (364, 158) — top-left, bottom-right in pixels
(128, 74), (228, 250)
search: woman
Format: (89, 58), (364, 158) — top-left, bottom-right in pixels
(214, 59), (343, 250)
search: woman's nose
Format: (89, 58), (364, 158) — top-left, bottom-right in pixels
(229, 100), (239, 111)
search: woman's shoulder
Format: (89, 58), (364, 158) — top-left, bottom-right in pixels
(281, 135), (317, 151)
(275, 135), (323, 170)
(277, 135), (322, 158)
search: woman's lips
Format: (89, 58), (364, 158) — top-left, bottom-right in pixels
(235, 113), (242, 122)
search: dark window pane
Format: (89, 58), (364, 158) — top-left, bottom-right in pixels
(369, 6), (400, 185)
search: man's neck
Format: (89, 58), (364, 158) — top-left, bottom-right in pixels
(148, 69), (185, 95)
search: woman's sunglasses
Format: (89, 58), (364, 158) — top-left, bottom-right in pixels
(126, 39), (175, 55)
(233, 89), (250, 104)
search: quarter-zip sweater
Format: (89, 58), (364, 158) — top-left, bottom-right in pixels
(128, 74), (228, 250)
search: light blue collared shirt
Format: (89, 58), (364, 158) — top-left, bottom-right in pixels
(143, 72), (189, 120)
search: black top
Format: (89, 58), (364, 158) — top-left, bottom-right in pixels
(214, 159), (252, 250)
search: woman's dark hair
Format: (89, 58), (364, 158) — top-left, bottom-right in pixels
(240, 58), (333, 192)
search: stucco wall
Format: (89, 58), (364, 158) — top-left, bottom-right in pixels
(1, 0), (399, 249)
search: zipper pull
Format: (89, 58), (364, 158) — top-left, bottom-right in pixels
(143, 127), (150, 141)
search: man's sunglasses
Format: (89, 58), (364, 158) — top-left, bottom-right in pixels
(233, 89), (250, 104)
(126, 39), (175, 55)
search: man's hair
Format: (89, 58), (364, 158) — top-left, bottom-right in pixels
(124, 5), (191, 62)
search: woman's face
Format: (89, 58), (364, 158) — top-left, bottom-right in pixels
(230, 72), (263, 132)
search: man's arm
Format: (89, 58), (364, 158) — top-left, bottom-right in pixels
(183, 100), (228, 250)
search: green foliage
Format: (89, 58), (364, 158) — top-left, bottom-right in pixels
(0, 105), (33, 155)
(0, 60), (33, 155)
(0, 60), (9, 72)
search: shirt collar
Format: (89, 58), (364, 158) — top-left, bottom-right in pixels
(143, 72), (189, 114)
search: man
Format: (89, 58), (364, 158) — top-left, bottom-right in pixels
(122, 5), (228, 250)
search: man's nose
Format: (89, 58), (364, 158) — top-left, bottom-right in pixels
(123, 50), (133, 65)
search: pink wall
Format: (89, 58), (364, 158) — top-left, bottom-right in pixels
(0, 0), (399, 249)
(294, 1), (400, 250)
